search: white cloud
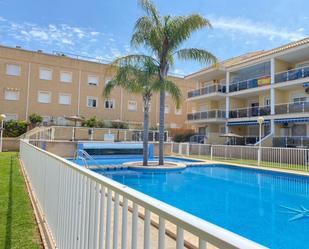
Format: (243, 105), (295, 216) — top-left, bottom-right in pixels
(210, 16), (307, 42)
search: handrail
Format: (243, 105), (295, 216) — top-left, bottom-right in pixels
(20, 139), (267, 249)
(187, 84), (226, 98)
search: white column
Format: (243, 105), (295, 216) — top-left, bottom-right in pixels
(225, 71), (230, 133)
(270, 58), (276, 134)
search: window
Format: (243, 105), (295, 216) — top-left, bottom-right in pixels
(6, 64), (21, 76)
(165, 91), (170, 97)
(88, 75), (98, 86)
(128, 100), (137, 111)
(87, 97), (98, 108)
(164, 105), (170, 114)
(59, 93), (71, 105)
(170, 123), (179, 128)
(5, 114), (18, 121)
(104, 99), (114, 109)
(293, 97), (307, 104)
(38, 91), (51, 103)
(39, 68), (52, 80)
(175, 108), (182, 115)
(4, 90), (19, 101)
(264, 97), (271, 106)
(60, 71), (72, 83)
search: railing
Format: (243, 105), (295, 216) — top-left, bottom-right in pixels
(275, 66), (309, 83)
(172, 143), (309, 172)
(187, 110), (226, 121)
(229, 106), (271, 118)
(275, 101), (309, 115)
(189, 135), (207, 144)
(229, 75), (271, 93)
(187, 84), (226, 98)
(20, 139), (266, 249)
(228, 137), (260, 146)
(273, 136), (309, 148)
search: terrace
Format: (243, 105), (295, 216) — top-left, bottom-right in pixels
(187, 84), (226, 99)
(187, 109), (226, 123)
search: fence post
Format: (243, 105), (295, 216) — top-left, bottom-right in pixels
(186, 143), (189, 156)
(171, 142), (174, 154)
(179, 143), (182, 155)
(258, 148), (261, 166)
(210, 146), (213, 160)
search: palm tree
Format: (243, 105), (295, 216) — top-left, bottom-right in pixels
(118, 0), (217, 165)
(103, 58), (181, 166)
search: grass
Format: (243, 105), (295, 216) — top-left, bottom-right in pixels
(0, 152), (41, 249)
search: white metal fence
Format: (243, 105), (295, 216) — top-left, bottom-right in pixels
(20, 140), (266, 249)
(172, 143), (309, 172)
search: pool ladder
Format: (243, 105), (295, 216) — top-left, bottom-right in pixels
(74, 149), (99, 169)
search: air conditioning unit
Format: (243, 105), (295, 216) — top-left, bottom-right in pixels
(305, 87), (309, 94)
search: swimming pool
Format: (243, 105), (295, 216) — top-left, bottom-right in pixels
(94, 164), (309, 249)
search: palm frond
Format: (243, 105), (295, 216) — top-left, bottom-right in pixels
(168, 14), (212, 50)
(175, 48), (217, 65)
(138, 0), (161, 27)
(112, 54), (159, 67)
(164, 80), (182, 108)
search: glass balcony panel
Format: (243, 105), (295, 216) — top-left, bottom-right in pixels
(238, 81), (248, 91)
(238, 109), (248, 118)
(201, 111), (208, 119)
(275, 104), (288, 114)
(288, 68), (302, 81)
(289, 103), (304, 113)
(259, 106), (271, 116)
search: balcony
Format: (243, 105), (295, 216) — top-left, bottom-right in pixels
(275, 66), (309, 84)
(187, 109), (226, 122)
(229, 75), (271, 93)
(273, 136), (309, 148)
(229, 106), (271, 119)
(187, 84), (226, 99)
(275, 101), (309, 115)
(228, 136), (260, 145)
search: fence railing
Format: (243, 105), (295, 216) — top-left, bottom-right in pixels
(229, 106), (270, 118)
(187, 84), (226, 98)
(172, 143), (309, 172)
(273, 136), (309, 148)
(20, 139), (266, 249)
(22, 125), (169, 142)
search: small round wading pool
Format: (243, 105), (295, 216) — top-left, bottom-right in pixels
(91, 164), (309, 249)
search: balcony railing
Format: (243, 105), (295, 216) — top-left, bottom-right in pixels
(229, 75), (271, 93)
(187, 110), (226, 121)
(187, 84), (226, 98)
(275, 66), (309, 83)
(273, 136), (309, 148)
(230, 101), (309, 119)
(275, 101), (309, 115)
(229, 106), (271, 119)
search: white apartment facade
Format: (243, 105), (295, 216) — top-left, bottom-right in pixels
(186, 38), (309, 148)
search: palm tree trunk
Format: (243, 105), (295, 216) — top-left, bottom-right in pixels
(143, 97), (150, 166)
(158, 89), (165, 165)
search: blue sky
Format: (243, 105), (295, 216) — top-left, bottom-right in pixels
(0, 0), (308, 75)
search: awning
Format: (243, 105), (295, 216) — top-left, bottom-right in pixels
(227, 120), (270, 126)
(275, 117), (309, 124)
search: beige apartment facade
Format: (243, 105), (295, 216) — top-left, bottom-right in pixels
(186, 37), (309, 147)
(0, 45), (195, 129)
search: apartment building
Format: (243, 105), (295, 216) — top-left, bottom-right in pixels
(186, 37), (309, 148)
(0, 45), (194, 129)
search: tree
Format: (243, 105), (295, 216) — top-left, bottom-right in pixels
(29, 113), (43, 127)
(118, 0), (217, 165)
(103, 58), (181, 166)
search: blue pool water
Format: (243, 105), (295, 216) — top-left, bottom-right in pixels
(71, 156), (202, 166)
(93, 164), (309, 249)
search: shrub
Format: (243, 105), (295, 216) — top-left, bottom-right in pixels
(28, 113), (43, 125)
(4, 120), (28, 137)
(111, 121), (129, 129)
(83, 116), (98, 128)
(171, 128), (196, 143)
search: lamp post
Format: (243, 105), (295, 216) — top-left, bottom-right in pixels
(0, 114), (6, 152)
(257, 116), (265, 166)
